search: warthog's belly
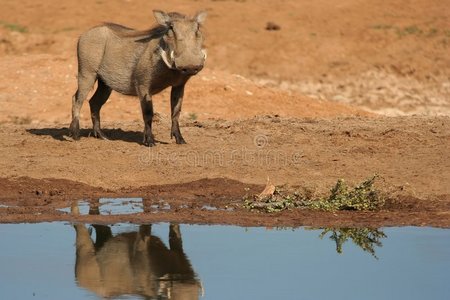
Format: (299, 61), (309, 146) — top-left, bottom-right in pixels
(98, 69), (137, 96)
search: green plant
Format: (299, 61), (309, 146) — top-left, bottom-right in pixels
(53, 26), (76, 34)
(9, 116), (32, 125)
(426, 28), (439, 37)
(304, 176), (384, 211)
(243, 190), (299, 213)
(188, 112), (198, 121)
(396, 25), (422, 37)
(0, 21), (27, 33)
(371, 24), (393, 30)
(243, 176), (384, 213)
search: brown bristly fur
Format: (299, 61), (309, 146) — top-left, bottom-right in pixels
(103, 22), (168, 40)
(103, 12), (191, 40)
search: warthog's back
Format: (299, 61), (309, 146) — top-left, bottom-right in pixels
(77, 25), (151, 95)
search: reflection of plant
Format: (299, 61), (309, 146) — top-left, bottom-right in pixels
(319, 228), (386, 259)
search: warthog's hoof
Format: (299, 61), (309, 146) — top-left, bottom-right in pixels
(70, 132), (81, 141)
(176, 138), (187, 145)
(172, 132), (186, 144)
(144, 141), (156, 147)
(143, 135), (156, 147)
(69, 119), (81, 140)
(93, 129), (109, 140)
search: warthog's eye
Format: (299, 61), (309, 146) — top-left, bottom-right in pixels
(166, 24), (174, 33)
(195, 26), (201, 37)
(166, 27), (175, 39)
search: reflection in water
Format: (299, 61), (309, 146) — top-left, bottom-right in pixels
(318, 228), (387, 258)
(1, 223), (449, 300)
(74, 223), (201, 299)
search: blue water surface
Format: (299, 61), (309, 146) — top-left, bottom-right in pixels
(0, 223), (448, 300)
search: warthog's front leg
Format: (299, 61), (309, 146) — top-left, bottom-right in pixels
(170, 84), (186, 144)
(139, 93), (156, 147)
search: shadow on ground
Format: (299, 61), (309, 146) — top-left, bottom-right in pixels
(26, 127), (154, 145)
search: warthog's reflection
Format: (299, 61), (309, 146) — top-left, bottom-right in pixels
(74, 223), (201, 299)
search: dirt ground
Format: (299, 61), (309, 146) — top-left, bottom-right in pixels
(0, 0), (449, 227)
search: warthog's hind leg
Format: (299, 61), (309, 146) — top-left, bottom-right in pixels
(69, 73), (97, 140)
(69, 93), (81, 139)
(170, 85), (186, 144)
(89, 79), (112, 140)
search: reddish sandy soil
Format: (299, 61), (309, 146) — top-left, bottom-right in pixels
(0, 0), (449, 226)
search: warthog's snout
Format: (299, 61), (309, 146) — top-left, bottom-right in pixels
(163, 48), (207, 75)
(174, 49), (207, 75)
(179, 64), (203, 75)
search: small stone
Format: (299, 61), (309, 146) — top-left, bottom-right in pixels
(265, 22), (281, 31)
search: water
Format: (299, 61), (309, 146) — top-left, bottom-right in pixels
(0, 223), (449, 300)
(58, 198), (145, 215)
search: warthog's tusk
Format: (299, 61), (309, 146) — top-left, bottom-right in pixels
(160, 49), (175, 69)
(201, 49), (207, 61)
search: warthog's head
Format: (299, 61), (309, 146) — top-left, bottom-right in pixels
(155, 10), (207, 75)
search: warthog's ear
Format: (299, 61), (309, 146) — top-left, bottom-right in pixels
(195, 11), (207, 25)
(153, 10), (171, 26)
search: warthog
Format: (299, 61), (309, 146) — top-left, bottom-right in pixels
(69, 10), (207, 146)
(74, 223), (201, 299)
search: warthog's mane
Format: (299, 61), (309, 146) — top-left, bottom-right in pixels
(104, 23), (168, 42)
(104, 12), (191, 43)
